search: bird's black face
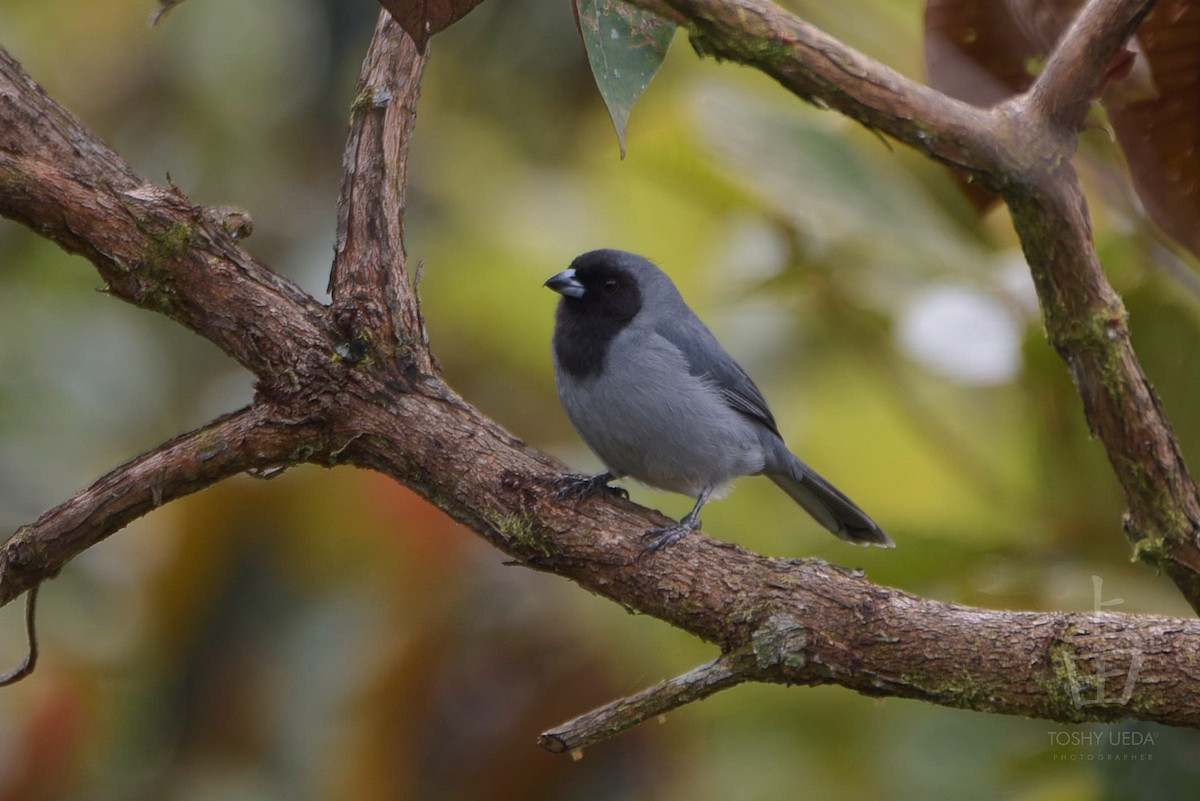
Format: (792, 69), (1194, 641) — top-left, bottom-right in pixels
(546, 251), (645, 379)
(545, 254), (644, 323)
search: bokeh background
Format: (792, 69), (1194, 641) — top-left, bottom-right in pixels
(2, 0), (1200, 798)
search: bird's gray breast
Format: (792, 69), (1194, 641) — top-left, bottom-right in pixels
(555, 328), (766, 497)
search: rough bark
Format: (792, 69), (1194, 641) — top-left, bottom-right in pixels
(633, 0), (1200, 615)
(2, 0), (1198, 753)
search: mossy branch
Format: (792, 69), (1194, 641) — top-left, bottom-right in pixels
(2, 1), (1199, 754)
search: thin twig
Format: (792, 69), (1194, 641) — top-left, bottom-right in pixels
(0, 586), (39, 686)
(538, 653), (747, 754)
(1026, 0), (1158, 131)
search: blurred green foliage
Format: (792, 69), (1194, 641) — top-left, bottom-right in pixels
(2, 0), (1200, 799)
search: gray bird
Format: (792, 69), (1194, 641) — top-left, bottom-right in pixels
(544, 249), (893, 552)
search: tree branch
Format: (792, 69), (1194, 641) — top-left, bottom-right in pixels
(1026, 0), (1156, 130)
(0, 406), (324, 608)
(539, 651), (747, 754)
(656, 0), (1005, 179)
(537, 603), (1200, 753)
(333, 394), (1200, 741)
(330, 14), (434, 376)
(2, 3), (1200, 753)
(0, 47), (336, 395)
(0, 586), (38, 686)
(1010, 1), (1200, 608)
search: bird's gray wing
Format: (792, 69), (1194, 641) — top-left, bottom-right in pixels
(654, 313), (781, 437)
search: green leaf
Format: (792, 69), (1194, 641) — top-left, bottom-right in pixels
(575, 0), (674, 157)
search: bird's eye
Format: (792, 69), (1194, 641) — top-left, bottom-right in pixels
(602, 278), (619, 293)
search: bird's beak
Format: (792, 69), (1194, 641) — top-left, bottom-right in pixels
(544, 268), (585, 299)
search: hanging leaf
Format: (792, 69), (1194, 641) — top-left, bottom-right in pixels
(149, 0), (188, 26)
(574, 0), (675, 158)
(924, 0), (1200, 260)
(924, 0), (1040, 212)
(379, 0), (489, 50)
(1106, 2), (1200, 260)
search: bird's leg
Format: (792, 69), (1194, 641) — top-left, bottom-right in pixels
(554, 470), (629, 504)
(641, 487), (712, 553)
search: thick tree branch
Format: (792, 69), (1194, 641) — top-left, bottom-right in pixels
(0, 49), (337, 395)
(330, 14), (434, 376)
(1009, 1), (1200, 606)
(538, 603), (1199, 753)
(0, 406), (324, 608)
(1006, 176), (1200, 607)
(332, 396), (1200, 742)
(2, 4), (1200, 752)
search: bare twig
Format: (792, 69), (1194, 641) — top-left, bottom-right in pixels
(539, 653), (747, 754)
(1027, 0), (1158, 131)
(0, 586), (39, 686)
(538, 612), (813, 753)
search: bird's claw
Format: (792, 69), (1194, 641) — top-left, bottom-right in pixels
(553, 472), (628, 505)
(639, 517), (700, 554)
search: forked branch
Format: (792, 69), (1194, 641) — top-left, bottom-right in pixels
(629, 0), (1200, 611)
(1, 1), (1198, 755)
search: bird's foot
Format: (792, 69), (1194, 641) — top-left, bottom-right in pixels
(553, 472), (628, 505)
(640, 516), (700, 554)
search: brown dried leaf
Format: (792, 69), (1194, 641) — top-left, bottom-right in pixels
(1107, 0), (1200, 259)
(925, 0), (1200, 261)
(379, 0), (488, 50)
(925, 0), (1039, 106)
(924, 0), (1042, 212)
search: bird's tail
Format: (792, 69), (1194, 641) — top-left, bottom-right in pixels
(766, 449), (894, 547)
